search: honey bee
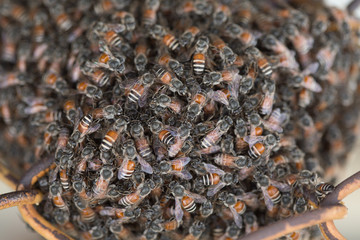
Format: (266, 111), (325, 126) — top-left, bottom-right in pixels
(315, 183), (334, 201)
(124, 72), (155, 107)
(184, 221), (206, 240)
(100, 117), (128, 152)
(223, 193), (246, 228)
(158, 53), (184, 77)
(109, 220), (134, 239)
(192, 36), (209, 76)
(262, 108), (288, 133)
(129, 123), (152, 160)
(236, 1), (253, 27)
(42, 72), (69, 94)
(89, 44), (126, 73)
(214, 154), (248, 169)
(69, 114), (100, 148)
(187, 89), (210, 119)
(118, 181), (153, 207)
(203, 68), (241, 86)
(283, 23), (314, 56)
(154, 94), (182, 114)
(53, 209), (78, 238)
(179, 26), (200, 47)
(92, 22), (124, 49)
(74, 199), (96, 223)
(159, 157), (192, 180)
(0, 72), (28, 89)
(213, 4), (231, 26)
(260, 80), (275, 116)
(201, 116), (233, 148)
(224, 23), (256, 47)
(94, 0), (114, 15)
(49, 182), (68, 210)
(62, 99), (77, 124)
(244, 212), (259, 234)
(92, 105), (122, 120)
(150, 25), (179, 51)
(201, 163), (235, 196)
(245, 46), (272, 78)
(153, 65), (186, 95)
(171, 184), (206, 223)
(210, 35), (236, 65)
(76, 81), (103, 100)
(119, 140), (153, 178)
(168, 123), (192, 157)
(51, 4), (73, 31)
(256, 175), (291, 211)
(134, 40), (148, 72)
(75, 145), (94, 175)
(142, 0), (160, 27)
(293, 197), (308, 215)
(72, 179), (91, 201)
(179, 1), (213, 16)
(112, 11), (136, 31)
(162, 218), (180, 231)
(316, 42), (338, 72)
(278, 192), (293, 219)
(92, 166), (114, 198)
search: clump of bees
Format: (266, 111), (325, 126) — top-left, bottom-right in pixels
(1, 0), (360, 239)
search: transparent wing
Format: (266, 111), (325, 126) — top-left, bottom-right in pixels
(171, 157), (191, 166)
(118, 158), (129, 179)
(137, 155), (153, 174)
(262, 119), (283, 133)
(203, 163), (225, 175)
(99, 207), (115, 216)
(302, 76), (322, 92)
(186, 191), (207, 203)
(244, 135), (264, 147)
(269, 180), (291, 192)
(209, 90), (229, 106)
(173, 170), (193, 180)
(84, 123), (101, 136)
(175, 198), (184, 223)
(207, 182), (226, 197)
(168, 136), (183, 157)
(229, 207), (243, 229)
(262, 187), (274, 211)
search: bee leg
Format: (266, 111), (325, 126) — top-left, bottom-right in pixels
(0, 190), (42, 210)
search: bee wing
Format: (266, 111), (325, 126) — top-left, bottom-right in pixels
(262, 119), (283, 133)
(237, 193), (259, 209)
(228, 75), (241, 98)
(203, 163), (225, 175)
(208, 90), (229, 106)
(302, 62), (319, 75)
(269, 180), (291, 192)
(138, 86), (151, 107)
(118, 158), (129, 179)
(99, 207), (115, 216)
(186, 191), (207, 203)
(229, 206), (243, 229)
(261, 91), (274, 116)
(196, 145), (221, 155)
(207, 182), (226, 197)
(302, 76), (322, 92)
(171, 157), (191, 166)
(175, 198), (184, 223)
(262, 187), (274, 211)
(168, 137), (183, 157)
(106, 23), (126, 33)
(137, 155), (153, 174)
(173, 170), (193, 180)
(84, 123), (101, 136)
(244, 135), (263, 147)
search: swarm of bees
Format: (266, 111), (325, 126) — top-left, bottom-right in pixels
(1, 0), (360, 239)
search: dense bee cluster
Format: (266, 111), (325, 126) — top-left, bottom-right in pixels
(1, 0), (360, 239)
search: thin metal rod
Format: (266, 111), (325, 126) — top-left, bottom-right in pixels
(238, 204), (347, 240)
(0, 190), (42, 210)
(319, 221), (346, 240)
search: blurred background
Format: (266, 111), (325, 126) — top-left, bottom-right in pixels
(0, 0), (360, 239)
